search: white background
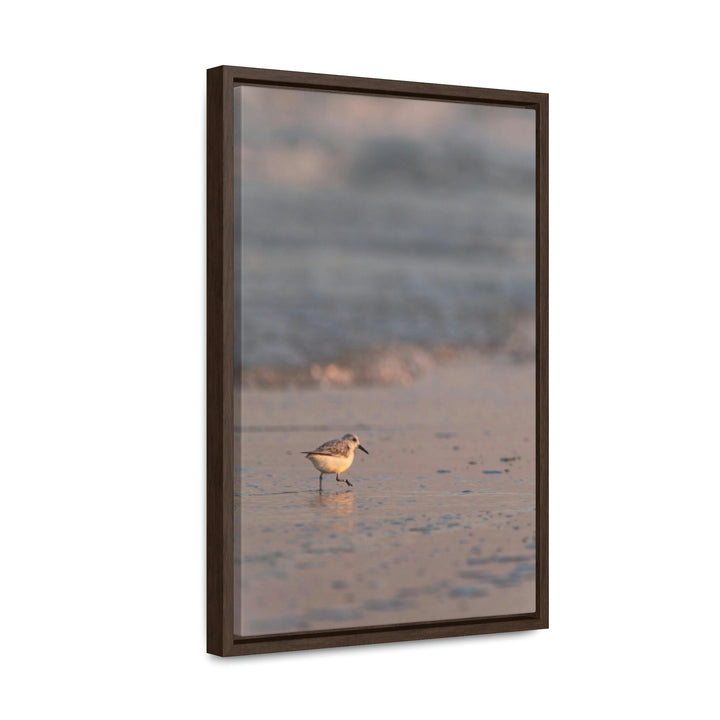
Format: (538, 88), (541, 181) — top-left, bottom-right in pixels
(2, 1), (718, 718)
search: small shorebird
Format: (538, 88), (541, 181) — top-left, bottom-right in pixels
(302, 433), (369, 491)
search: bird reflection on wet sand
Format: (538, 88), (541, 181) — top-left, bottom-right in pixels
(309, 489), (356, 515)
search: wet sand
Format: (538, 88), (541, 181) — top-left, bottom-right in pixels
(234, 357), (536, 636)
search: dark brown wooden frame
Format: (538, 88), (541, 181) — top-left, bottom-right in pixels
(207, 65), (548, 656)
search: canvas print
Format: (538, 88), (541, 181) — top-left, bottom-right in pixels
(234, 84), (536, 637)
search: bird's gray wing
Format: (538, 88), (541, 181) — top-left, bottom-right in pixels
(304, 438), (350, 457)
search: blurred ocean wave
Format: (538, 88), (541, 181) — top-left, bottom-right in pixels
(238, 320), (534, 390)
(234, 86), (536, 384)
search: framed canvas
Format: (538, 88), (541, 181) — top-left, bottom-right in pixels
(207, 65), (548, 656)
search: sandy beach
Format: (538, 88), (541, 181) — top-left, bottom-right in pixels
(234, 355), (536, 636)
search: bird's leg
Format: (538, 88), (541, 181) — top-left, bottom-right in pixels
(319, 473), (323, 493)
(336, 474), (353, 487)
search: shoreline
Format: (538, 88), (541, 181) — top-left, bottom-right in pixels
(237, 314), (535, 390)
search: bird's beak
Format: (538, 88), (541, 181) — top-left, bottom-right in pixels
(359, 445), (369, 454)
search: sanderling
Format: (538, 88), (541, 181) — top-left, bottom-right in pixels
(302, 433), (369, 491)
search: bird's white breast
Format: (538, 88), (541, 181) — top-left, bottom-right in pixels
(307, 452), (354, 474)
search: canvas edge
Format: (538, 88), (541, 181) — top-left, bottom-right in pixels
(207, 66), (235, 656)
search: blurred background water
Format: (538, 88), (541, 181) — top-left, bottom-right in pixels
(234, 85), (535, 377)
